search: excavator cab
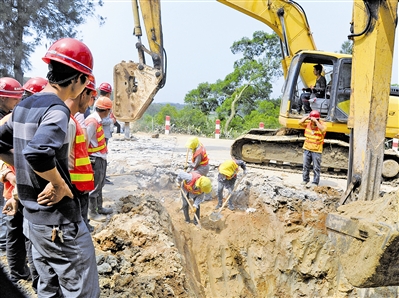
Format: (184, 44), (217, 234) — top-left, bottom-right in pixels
(279, 50), (353, 134)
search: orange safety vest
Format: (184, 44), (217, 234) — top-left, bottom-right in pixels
(192, 144), (209, 166)
(303, 121), (326, 153)
(85, 117), (107, 155)
(70, 116), (95, 192)
(3, 165), (15, 200)
(183, 172), (202, 195)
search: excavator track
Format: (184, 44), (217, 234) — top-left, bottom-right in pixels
(231, 129), (399, 182)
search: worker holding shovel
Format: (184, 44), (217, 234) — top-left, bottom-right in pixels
(177, 170), (212, 226)
(184, 136), (209, 176)
(216, 159), (247, 211)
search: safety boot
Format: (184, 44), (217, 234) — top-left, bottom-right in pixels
(88, 197), (107, 222)
(97, 196), (113, 215)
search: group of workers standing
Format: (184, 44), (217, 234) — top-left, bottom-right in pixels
(0, 37), (118, 297)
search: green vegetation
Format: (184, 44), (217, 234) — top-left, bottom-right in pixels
(0, 1), (104, 81)
(132, 31), (284, 138)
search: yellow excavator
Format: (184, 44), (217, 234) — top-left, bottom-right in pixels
(218, 0), (399, 180)
(115, 0), (399, 289)
(221, 0), (399, 288)
(113, 0), (166, 138)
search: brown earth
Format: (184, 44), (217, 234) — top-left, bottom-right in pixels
(2, 132), (399, 297)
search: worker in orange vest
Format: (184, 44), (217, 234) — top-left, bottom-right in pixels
(65, 76), (97, 231)
(185, 136), (209, 176)
(85, 96), (114, 222)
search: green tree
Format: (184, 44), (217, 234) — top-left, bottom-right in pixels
(0, 1), (104, 82)
(243, 100), (281, 130)
(154, 104), (178, 126)
(175, 106), (214, 135)
(184, 31), (282, 124)
(340, 40), (353, 54)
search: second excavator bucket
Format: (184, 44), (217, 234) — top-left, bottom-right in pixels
(113, 60), (163, 122)
(326, 193), (399, 287)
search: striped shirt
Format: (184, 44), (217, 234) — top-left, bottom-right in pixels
(0, 92), (81, 225)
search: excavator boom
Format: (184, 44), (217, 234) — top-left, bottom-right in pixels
(218, 0), (316, 76)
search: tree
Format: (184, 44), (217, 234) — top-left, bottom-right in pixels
(340, 40), (353, 55)
(184, 31), (282, 123)
(154, 104), (178, 126)
(0, 1), (104, 82)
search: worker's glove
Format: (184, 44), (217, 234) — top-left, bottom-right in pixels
(189, 206), (197, 215)
(243, 170), (248, 175)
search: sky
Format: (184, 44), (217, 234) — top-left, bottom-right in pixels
(25, 0), (399, 104)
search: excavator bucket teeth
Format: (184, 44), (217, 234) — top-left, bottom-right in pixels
(113, 61), (163, 122)
(326, 213), (399, 287)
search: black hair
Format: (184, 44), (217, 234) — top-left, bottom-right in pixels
(47, 60), (87, 87)
(95, 107), (108, 113)
(314, 64), (323, 73)
(81, 87), (92, 96)
(99, 90), (110, 96)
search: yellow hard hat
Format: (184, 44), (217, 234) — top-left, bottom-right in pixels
(185, 136), (199, 150)
(219, 160), (238, 177)
(195, 176), (212, 194)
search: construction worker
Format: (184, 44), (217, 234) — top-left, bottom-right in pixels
(0, 77), (39, 291)
(216, 159), (247, 210)
(85, 96), (114, 222)
(97, 82), (114, 185)
(98, 83), (113, 144)
(0, 77), (23, 252)
(0, 78), (35, 288)
(185, 136), (209, 176)
(0, 38), (100, 297)
(22, 77), (47, 99)
(177, 170), (212, 225)
(298, 110), (327, 188)
(65, 76), (97, 232)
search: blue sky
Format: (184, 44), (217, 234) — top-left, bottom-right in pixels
(25, 0), (398, 103)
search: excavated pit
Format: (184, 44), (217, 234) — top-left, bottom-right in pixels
(2, 132), (399, 297)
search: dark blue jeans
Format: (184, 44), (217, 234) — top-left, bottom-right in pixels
(6, 204), (37, 288)
(302, 150), (322, 185)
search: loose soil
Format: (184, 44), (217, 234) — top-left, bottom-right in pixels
(2, 132), (399, 297)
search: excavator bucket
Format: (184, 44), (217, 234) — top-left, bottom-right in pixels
(113, 61), (163, 122)
(326, 194), (399, 287)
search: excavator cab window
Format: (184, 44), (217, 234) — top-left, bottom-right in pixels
(334, 60), (352, 123)
(287, 55), (335, 117)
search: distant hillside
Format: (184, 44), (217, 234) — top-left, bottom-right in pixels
(145, 102), (185, 116)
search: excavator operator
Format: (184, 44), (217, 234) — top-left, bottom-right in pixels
(297, 64), (327, 114)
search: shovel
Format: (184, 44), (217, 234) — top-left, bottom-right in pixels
(180, 185), (202, 229)
(209, 174), (246, 222)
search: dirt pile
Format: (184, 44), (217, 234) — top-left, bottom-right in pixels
(2, 132), (399, 297)
(92, 194), (190, 297)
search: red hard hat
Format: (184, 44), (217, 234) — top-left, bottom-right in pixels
(23, 77), (47, 94)
(99, 82), (112, 93)
(0, 77), (24, 99)
(309, 110), (321, 118)
(95, 96), (112, 110)
(86, 76), (97, 96)
(42, 38), (94, 79)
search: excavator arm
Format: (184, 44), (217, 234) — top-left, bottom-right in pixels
(113, 0), (166, 130)
(218, 0), (316, 78)
(326, 0), (399, 288)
